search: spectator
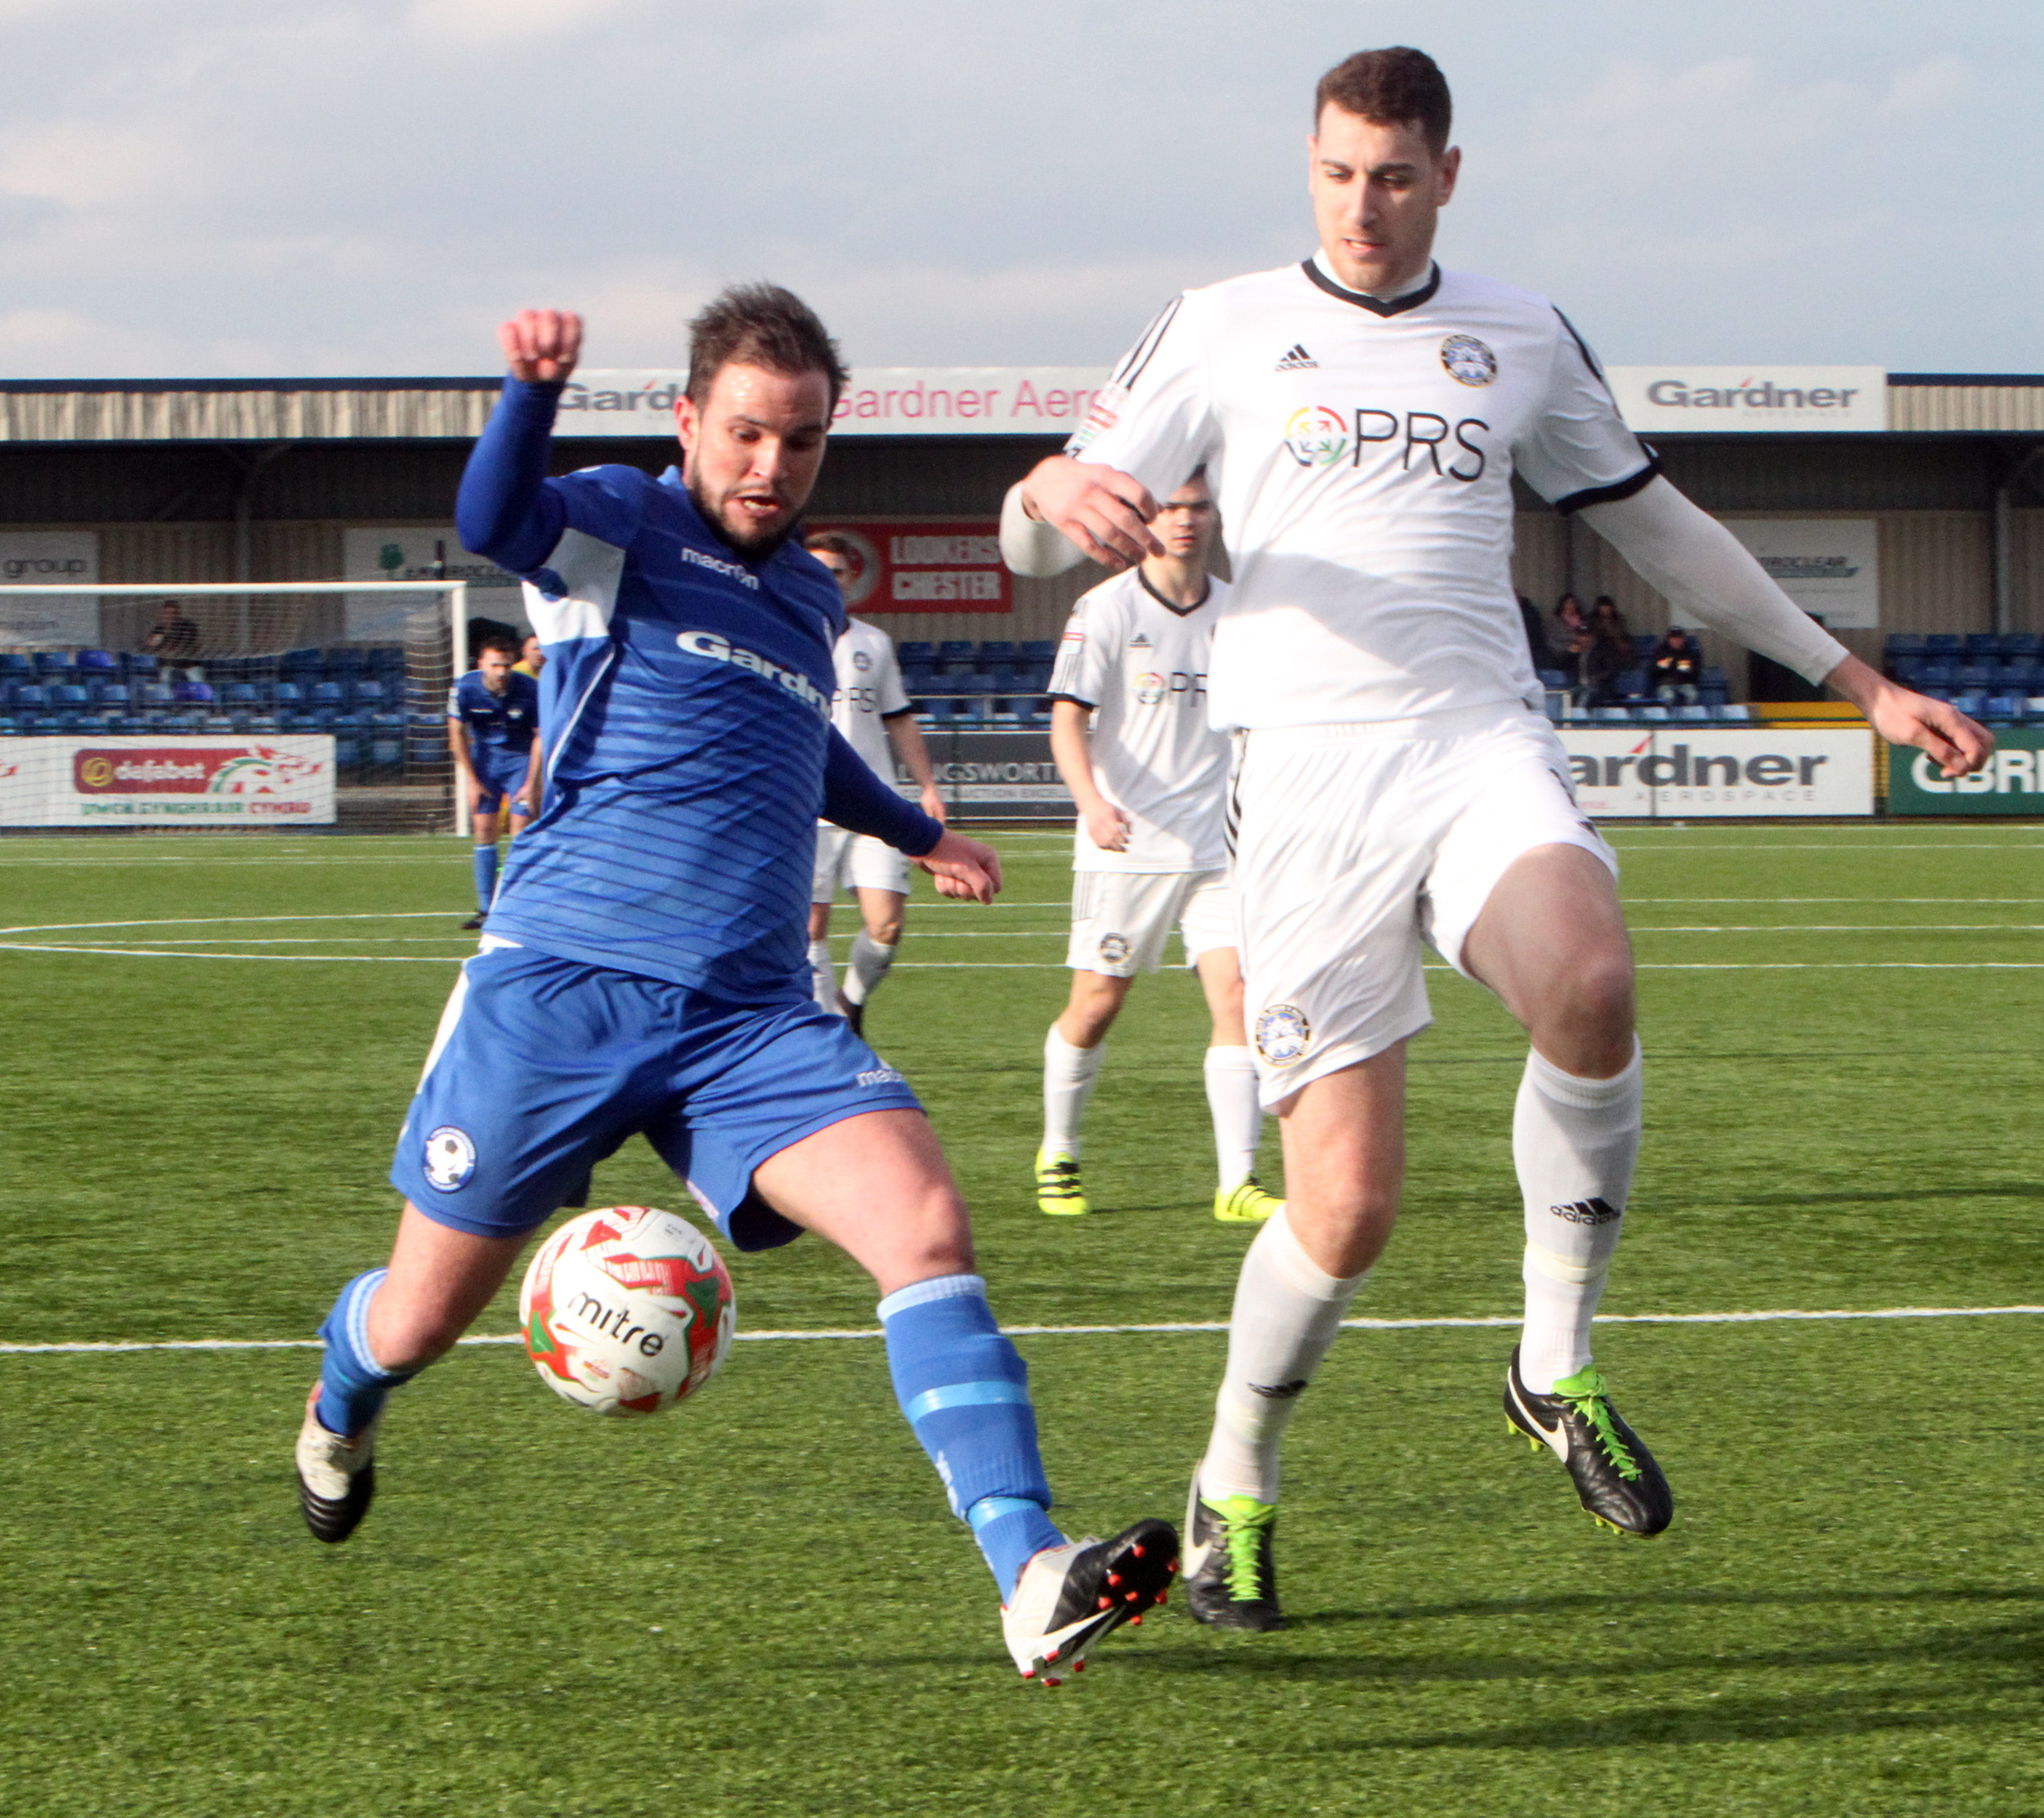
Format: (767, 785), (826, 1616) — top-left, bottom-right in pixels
(513, 631), (545, 679)
(141, 599), (203, 679)
(1587, 593), (1634, 705)
(1517, 593), (1555, 672)
(1553, 592), (1592, 699)
(1652, 625), (1703, 705)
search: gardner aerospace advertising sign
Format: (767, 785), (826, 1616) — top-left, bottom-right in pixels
(1606, 367), (1887, 435)
(0, 736), (335, 827)
(1887, 729), (2044, 815)
(1558, 727), (1873, 817)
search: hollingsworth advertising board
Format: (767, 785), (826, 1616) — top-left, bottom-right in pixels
(1887, 728), (2044, 815)
(0, 736), (336, 826)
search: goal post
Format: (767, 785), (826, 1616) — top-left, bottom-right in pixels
(0, 580), (471, 835)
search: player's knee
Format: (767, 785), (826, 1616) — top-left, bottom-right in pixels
(868, 910), (903, 946)
(1570, 948), (1636, 1032)
(368, 1300), (471, 1373)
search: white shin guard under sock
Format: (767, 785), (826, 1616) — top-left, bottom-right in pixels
(1042, 1027), (1104, 1158)
(843, 930), (896, 1007)
(808, 938), (836, 1012)
(1199, 1206), (1369, 1505)
(1514, 1038), (1643, 1394)
(1203, 1045), (1263, 1190)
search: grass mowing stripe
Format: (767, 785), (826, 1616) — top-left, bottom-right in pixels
(10, 1304), (2043, 1355)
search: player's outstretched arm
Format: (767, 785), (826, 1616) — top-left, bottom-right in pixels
(455, 309), (585, 572)
(1581, 476), (1993, 777)
(915, 830), (1002, 904)
(1011, 458), (1163, 572)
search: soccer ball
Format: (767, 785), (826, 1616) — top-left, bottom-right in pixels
(519, 1206), (736, 1416)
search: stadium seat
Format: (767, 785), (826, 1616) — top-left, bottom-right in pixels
(1925, 633), (1964, 655)
(174, 680), (216, 704)
(1637, 704), (1670, 722)
(349, 678), (388, 708)
(1535, 668), (1571, 690)
(1020, 639), (1057, 664)
(0, 652), (29, 679)
(272, 682), (303, 707)
(1889, 656), (1925, 685)
(1966, 633), (2000, 657)
(1593, 706), (1631, 724)
(1920, 662), (1957, 689)
(311, 681), (345, 706)
(1612, 667), (1648, 701)
(33, 652), (74, 676)
(1631, 634), (1658, 660)
(979, 640), (1019, 663)
(222, 682), (259, 706)
(325, 647), (366, 678)
(1952, 691), (1988, 718)
(901, 663), (937, 693)
(1984, 695), (2024, 723)
(75, 649), (117, 674)
(7, 683), (46, 710)
(121, 652), (158, 678)
(937, 639), (976, 664)
(897, 640), (935, 665)
(1957, 662), (1998, 687)
(1674, 704), (1713, 723)
(2003, 632), (2041, 659)
(50, 684), (90, 709)
(1884, 632), (1927, 660)
(89, 680), (131, 707)
(0, 714), (17, 737)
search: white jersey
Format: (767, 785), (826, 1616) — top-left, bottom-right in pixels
(1068, 257), (1659, 731)
(823, 617), (911, 790)
(1048, 567), (1229, 873)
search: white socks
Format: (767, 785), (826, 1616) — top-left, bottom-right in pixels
(1042, 1026), (1104, 1158)
(1514, 1040), (1643, 1394)
(843, 931), (896, 1007)
(1203, 1045), (1262, 1190)
(808, 938), (835, 1012)
(1199, 1206), (1369, 1504)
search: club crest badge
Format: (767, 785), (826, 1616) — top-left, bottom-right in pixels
(1253, 1003), (1312, 1066)
(1441, 334), (1497, 387)
(1135, 672), (1166, 705)
(424, 1126), (477, 1192)
(1097, 934), (1131, 965)
(853, 650), (872, 671)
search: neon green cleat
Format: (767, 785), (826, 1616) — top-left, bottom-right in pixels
(1182, 1478), (1283, 1631)
(1035, 1149), (1088, 1216)
(1213, 1177), (1283, 1225)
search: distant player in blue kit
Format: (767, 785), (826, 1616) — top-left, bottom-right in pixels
(447, 634), (541, 929)
(294, 288), (1177, 1684)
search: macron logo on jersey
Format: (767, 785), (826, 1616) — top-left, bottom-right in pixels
(676, 630), (831, 718)
(681, 546), (761, 591)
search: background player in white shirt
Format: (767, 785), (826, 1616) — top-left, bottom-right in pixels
(1005, 47), (1992, 1629)
(1037, 472), (1278, 1226)
(805, 532), (947, 1035)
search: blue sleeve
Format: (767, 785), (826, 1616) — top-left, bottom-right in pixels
(455, 378), (568, 574)
(823, 728), (943, 855)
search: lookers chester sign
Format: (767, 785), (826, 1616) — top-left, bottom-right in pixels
(1606, 367), (1887, 434)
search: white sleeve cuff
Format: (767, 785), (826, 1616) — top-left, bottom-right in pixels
(1578, 477), (1849, 687)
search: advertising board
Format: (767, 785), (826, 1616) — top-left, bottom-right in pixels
(0, 735), (336, 826)
(1605, 367), (1887, 434)
(897, 730), (1072, 818)
(1554, 726), (1873, 818)
(806, 521), (1008, 614)
(1887, 730), (2044, 815)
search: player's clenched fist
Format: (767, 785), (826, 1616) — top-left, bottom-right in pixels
(498, 310), (584, 385)
(1020, 456), (1163, 571)
(916, 830), (1004, 904)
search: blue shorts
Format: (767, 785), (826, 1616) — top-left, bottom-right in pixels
(392, 942), (924, 1249)
(468, 747), (530, 816)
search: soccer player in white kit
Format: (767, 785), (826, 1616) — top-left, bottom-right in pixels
(1004, 47), (1991, 1630)
(1037, 472), (1279, 1226)
(805, 532), (947, 1036)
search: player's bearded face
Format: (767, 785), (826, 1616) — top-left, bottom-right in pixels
(1308, 108), (1459, 296)
(676, 362), (833, 553)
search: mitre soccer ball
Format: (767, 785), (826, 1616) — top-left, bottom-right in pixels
(519, 1206), (736, 1416)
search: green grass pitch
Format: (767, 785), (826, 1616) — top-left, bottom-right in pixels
(2, 822), (2043, 1816)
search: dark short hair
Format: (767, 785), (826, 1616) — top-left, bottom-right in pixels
(1315, 47), (1452, 154)
(687, 283), (849, 414)
(478, 634), (521, 660)
(804, 532), (858, 562)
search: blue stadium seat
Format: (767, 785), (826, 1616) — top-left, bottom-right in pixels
(175, 679), (216, 704)
(897, 640), (935, 665)
(50, 684), (90, 709)
(937, 639), (976, 663)
(8, 683), (46, 710)
(1592, 706), (1631, 724)
(121, 652), (158, 678)
(954, 669), (999, 695)
(222, 682), (259, 706)
(1965, 633), (2000, 657)
(1920, 662), (1957, 689)
(1925, 633), (1964, 655)
(1631, 634), (1658, 660)
(0, 714), (18, 736)
(2003, 632), (2041, 659)
(1984, 694), (2024, 723)
(272, 682), (303, 707)
(1885, 632), (1927, 660)
(1718, 703), (1752, 723)
(901, 663), (936, 694)
(349, 678), (388, 708)
(33, 650), (74, 675)
(75, 648), (117, 674)
(1952, 690), (1988, 717)
(1674, 704), (1714, 723)
(1535, 668), (1571, 690)
(325, 647), (366, 678)
(311, 681), (345, 706)
(0, 652), (29, 679)
(1020, 640), (1057, 664)
(1612, 667), (1648, 701)
(1889, 656), (1925, 685)
(1957, 662), (1998, 687)
(979, 641), (1019, 664)
(1637, 704), (1670, 722)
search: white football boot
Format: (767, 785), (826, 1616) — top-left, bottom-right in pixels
(1000, 1518), (1178, 1685)
(294, 1383), (382, 1543)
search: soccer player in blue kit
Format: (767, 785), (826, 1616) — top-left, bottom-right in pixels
(447, 634), (541, 929)
(293, 287), (1177, 1685)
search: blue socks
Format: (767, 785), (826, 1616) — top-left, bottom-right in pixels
(316, 1269), (417, 1438)
(472, 843), (499, 913)
(878, 1274), (1063, 1601)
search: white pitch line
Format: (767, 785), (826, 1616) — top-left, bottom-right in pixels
(4, 1304), (2042, 1356)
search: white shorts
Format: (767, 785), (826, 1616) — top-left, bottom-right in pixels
(1235, 706), (1616, 1105)
(1066, 868), (1236, 977)
(812, 823), (911, 902)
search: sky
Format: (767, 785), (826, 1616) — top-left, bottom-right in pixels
(0, 0), (2037, 378)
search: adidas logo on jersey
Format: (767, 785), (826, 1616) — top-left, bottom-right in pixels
(1275, 343), (1318, 371)
(1128, 632), (1152, 648)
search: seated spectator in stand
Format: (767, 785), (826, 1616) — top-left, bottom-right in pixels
(1587, 593), (1634, 705)
(1553, 592), (1592, 700)
(1652, 625), (1703, 705)
(141, 600), (203, 678)
(1518, 593), (1555, 673)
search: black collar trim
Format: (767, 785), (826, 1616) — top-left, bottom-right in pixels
(1138, 568), (1211, 616)
(1301, 258), (1441, 318)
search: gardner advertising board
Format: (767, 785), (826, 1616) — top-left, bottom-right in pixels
(1552, 727), (1873, 818)
(1886, 729), (2044, 815)
(0, 736), (336, 827)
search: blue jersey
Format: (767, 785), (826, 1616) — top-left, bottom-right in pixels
(447, 669), (540, 759)
(456, 379), (937, 1001)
